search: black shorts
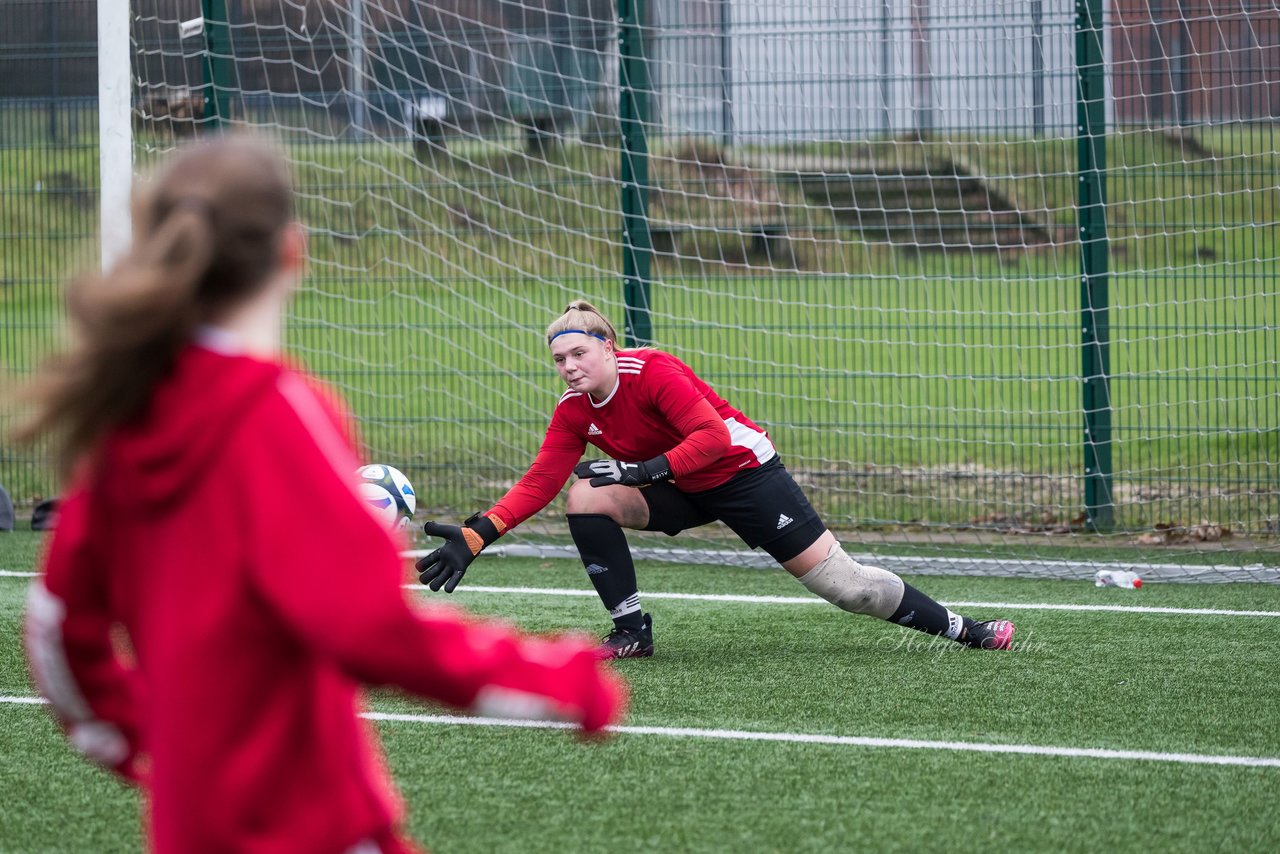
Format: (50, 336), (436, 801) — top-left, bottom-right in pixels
(641, 458), (826, 563)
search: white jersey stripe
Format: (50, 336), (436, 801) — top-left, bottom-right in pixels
(24, 581), (94, 722)
(276, 375), (365, 504)
(724, 416), (776, 464)
(25, 582), (132, 767)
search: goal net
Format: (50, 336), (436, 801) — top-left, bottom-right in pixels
(122, 0), (1280, 580)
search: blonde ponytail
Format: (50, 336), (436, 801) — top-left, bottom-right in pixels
(11, 134), (293, 479)
(69, 204), (213, 346)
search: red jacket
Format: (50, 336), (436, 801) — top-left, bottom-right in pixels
(25, 339), (624, 854)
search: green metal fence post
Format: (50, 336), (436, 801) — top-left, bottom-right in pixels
(1076, 0), (1114, 531)
(201, 0), (231, 128)
(719, 0), (733, 147)
(618, 0), (653, 346)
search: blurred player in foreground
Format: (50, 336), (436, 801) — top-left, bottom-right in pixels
(15, 137), (625, 854)
(417, 300), (1016, 659)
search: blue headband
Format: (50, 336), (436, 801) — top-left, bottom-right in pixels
(549, 329), (608, 344)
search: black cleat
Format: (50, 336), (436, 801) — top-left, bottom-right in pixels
(596, 612), (654, 659)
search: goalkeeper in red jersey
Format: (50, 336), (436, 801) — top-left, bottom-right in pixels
(417, 299), (1015, 658)
(16, 137), (624, 854)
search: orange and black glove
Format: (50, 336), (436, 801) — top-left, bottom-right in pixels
(417, 513), (503, 592)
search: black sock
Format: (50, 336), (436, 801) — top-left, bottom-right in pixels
(567, 513), (643, 630)
(888, 583), (965, 640)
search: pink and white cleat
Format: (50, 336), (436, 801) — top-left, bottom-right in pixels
(963, 619), (1016, 650)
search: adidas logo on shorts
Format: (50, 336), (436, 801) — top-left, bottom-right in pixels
(776, 513), (794, 530)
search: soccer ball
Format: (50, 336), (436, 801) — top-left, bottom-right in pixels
(356, 464), (416, 530)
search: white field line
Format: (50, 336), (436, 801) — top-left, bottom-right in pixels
(2, 696), (1276, 768)
(429, 584), (1280, 618)
(3, 571), (1278, 617)
(473, 544), (1280, 583)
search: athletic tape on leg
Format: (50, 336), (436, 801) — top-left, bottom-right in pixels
(796, 542), (904, 620)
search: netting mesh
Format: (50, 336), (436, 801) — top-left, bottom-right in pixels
(5, 0), (1277, 580)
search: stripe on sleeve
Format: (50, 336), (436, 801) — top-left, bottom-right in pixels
(276, 374), (364, 498)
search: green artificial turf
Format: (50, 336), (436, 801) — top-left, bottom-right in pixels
(2, 531), (1278, 852)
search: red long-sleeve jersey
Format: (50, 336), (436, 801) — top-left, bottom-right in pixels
(24, 338), (624, 854)
(488, 348), (776, 530)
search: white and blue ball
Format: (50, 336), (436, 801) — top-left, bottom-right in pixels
(356, 464), (416, 530)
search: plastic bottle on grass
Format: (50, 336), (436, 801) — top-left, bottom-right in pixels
(1094, 569), (1143, 589)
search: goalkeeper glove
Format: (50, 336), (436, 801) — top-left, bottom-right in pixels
(417, 513), (502, 592)
(573, 455), (672, 488)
